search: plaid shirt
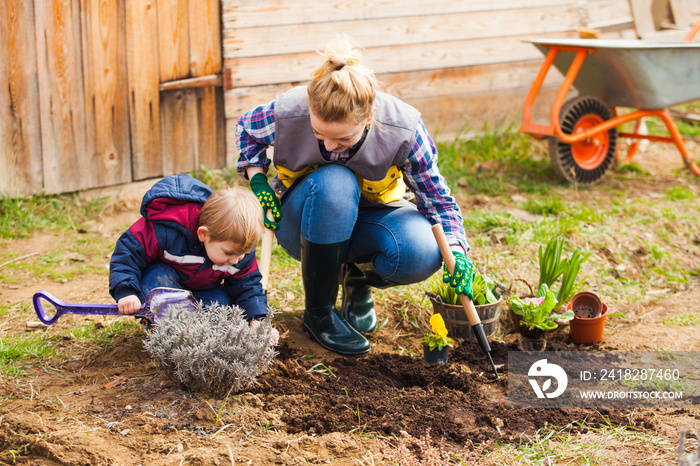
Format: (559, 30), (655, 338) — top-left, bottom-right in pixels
(236, 100), (468, 251)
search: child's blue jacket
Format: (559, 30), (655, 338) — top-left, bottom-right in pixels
(108, 174), (267, 319)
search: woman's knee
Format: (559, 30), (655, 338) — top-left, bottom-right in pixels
(306, 165), (360, 209)
(353, 214), (441, 285)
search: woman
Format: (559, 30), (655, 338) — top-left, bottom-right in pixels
(236, 37), (473, 355)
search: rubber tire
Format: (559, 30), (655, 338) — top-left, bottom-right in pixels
(549, 96), (617, 184)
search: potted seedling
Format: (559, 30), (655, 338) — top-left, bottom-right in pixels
(510, 235), (591, 331)
(419, 314), (454, 364)
(425, 271), (504, 340)
(538, 236), (591, 307)
(509, 284), (574, 351)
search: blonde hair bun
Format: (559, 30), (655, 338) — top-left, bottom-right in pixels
(308, 36), (378, 124)
(319, 36), (363, 71)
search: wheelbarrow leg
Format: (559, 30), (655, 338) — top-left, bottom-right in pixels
(657, 111), (700, 176)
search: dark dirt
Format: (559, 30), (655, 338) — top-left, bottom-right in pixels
(255, 339), (644, 446)
(2, 145), (700, 464)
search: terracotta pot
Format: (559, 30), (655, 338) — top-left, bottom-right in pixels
(570, 291), (603, 319)
(518, 326), (547, 351)
(423, 344), (449, 364)
(568, 297), (608, 344)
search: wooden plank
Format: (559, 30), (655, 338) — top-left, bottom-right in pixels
(224, 84), (563, 161)
(691, 0), (700, 14)
(160, 74), (222, 91)
(224, 32), (574, 88)
(34, 0), (89, 194)
(160, 90), (197, 176)
(670, 0), (692, 27)
(408, 86), (562, 138)
(188, 0), (221, 77)
(215, 86), (226, 168)
(157, 0), (189, 81)
(586, 0), (634, 29)
(126, 0), (161, 180)
(194, 86), (224, 169)
(222, 62), (565, 163)
(223, 61), (564, 120)
(222, 0), (577, 29)
(81, 0), (131, 189)
(223, 6), (580, 59)
(0, 0), (43, 196)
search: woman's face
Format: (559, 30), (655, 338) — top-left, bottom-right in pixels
(309, 109), (373, 153)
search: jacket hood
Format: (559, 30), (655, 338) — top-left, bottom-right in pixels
(140, 175), (214, 234)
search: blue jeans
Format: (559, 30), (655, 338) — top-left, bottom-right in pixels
(140, 262), (233, 306)
(274, 165), (442, 285)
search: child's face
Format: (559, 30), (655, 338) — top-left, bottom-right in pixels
(197, 227), (250, 267)
(204, 239), (250, 267)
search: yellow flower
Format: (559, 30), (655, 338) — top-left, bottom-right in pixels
(429, 314), (448, 338)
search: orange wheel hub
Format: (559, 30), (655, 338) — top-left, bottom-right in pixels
(571, 115), (610, 170)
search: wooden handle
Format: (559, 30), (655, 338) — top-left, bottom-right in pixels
(259, 212), (275, 290)
(431, 224), (481, 326)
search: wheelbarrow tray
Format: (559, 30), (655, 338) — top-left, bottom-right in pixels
(528, 38), (700, 109)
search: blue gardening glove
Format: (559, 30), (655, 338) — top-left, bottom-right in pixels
(249, 173), (282, 230)
(442, 251), (475, 300)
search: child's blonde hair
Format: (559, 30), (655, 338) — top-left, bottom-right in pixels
(307, 36), (378, 124)
(199, 187), (264, 251)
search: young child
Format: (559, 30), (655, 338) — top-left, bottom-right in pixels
(109, 174), (269, 322)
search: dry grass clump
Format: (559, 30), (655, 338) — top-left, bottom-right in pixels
(143, 302), (276, 396)
(381, 429), (513, 466)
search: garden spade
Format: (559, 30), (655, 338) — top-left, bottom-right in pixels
(431, 224), (500, 379)
(32, 287), (197, 327)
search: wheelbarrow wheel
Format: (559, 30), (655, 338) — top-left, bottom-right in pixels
(549, 96), (617, 184)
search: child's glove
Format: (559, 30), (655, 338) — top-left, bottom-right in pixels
(249, 173), (282, 230)
(442, 251), (475, 300)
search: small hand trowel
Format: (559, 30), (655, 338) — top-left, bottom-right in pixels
(432, 224), (500, 380)
(32, 287), (197, 327)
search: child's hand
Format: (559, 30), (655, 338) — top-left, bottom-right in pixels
(118, 295), (142, 315)
(250, 319), (280, 346)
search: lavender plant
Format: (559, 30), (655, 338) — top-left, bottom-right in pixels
(143, 302), (277, 396)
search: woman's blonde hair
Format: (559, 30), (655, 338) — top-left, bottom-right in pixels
(307, 36), (378, 124)
(198, 187), (264, 251)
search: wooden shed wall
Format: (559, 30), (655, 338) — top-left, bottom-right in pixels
(0, 0), (225, 197)
(222, 0), (700, 165)
(2, 1), (699, 196)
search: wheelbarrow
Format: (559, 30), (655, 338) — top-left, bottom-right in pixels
(520, 18), (700, 183)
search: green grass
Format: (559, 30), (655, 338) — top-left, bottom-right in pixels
(436, 120), (555, 195)
(662, 313), (700, 326)
(665, 186), (696, 201)
(191, 166), (241, 190)
(494, 420), (671, 465)
(0, 193), (107, 239)
(65, 319), (145, 347)
(0, 334), (58, 377)
(0, 320), (143, 378)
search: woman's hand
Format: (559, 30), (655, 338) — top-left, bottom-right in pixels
(118, 295), (142, 315)
(249, 172), (282, 230)
(442, 251), (475, 300)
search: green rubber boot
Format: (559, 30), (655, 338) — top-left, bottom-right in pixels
(301, 237), (370, 356)
(339, 262), (393, 334)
